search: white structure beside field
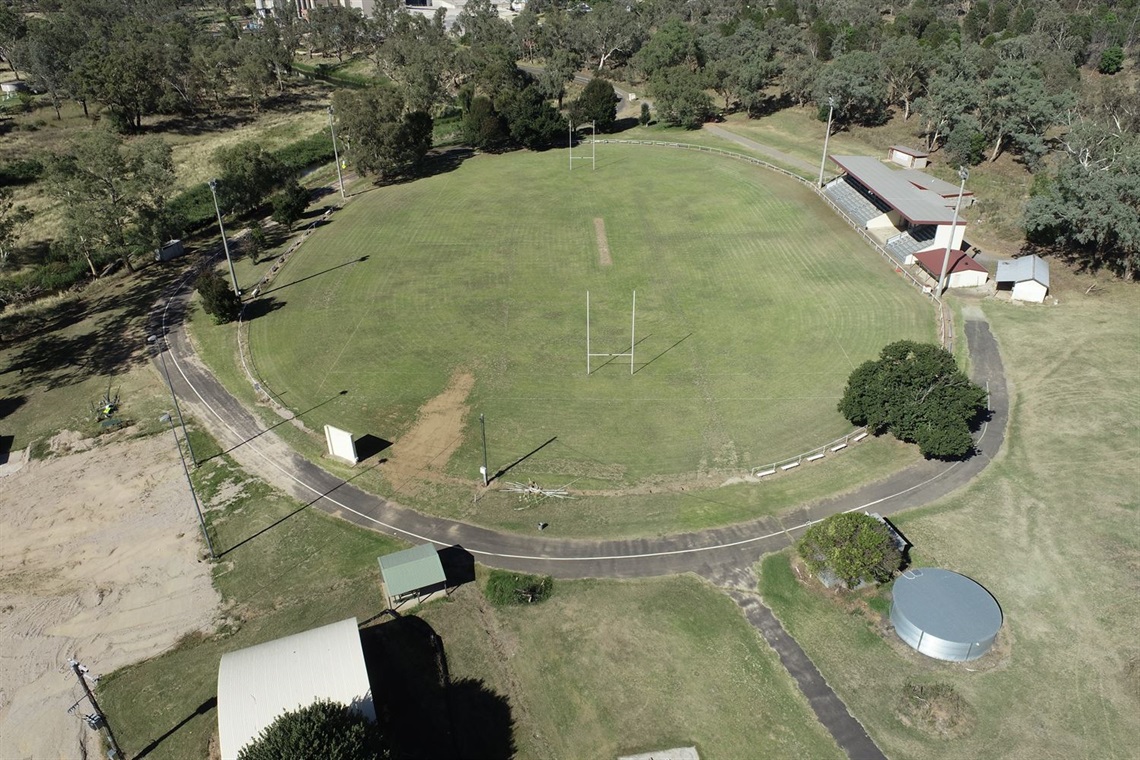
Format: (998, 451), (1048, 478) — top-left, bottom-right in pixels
(217, 617), (375, 760)
(996, 255), (1050, 303)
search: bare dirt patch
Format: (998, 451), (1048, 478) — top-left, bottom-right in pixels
(595, 218), (612, 266)
(384, 371), (475, 495)
(895, 680), (976, 739)
(0, 435), (221, 759)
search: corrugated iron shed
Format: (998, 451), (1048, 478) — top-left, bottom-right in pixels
(378, 543), (446, 599)
(217, 617), (375, 760)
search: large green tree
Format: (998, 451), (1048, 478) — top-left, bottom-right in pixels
(649, 65), (713, 129)
(569, 77), (617, 131)
(332, 87), (433, 179)
(813, 51), (888, 129)
(838, 341), (987, 459)
(236, 700), (384, 760)
(979, 59), (1075, 164)
(797, 512), (902, 589)
(212, 142), (288, 214)
(45, 128), (176, 274)
(0, 188), (34, 271)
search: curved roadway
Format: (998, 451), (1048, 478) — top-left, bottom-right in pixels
(155, 254), (1007, 582)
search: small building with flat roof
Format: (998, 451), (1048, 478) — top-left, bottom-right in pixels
(996, 255), (1050, 303)
(890, 568), (1003, 661)
(378, 543), (447, 608)
(888, 145), (929, 169)
(217, 617), (375, 760)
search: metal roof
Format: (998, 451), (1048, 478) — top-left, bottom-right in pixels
(378, 543), (446, 598)
(892, 569), (1002, 643)
(830, 156), (964, 225)
(913, 249), (988, 277)
(996, 255), (1049, 287)
(890, 144), (929, 157)
(896, 168), (974, 199)
(217, 617), (375, 760)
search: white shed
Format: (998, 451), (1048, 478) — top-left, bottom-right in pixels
(914, 249), (989, 289)
(996, 255), (1049, 303)
(887, 145), (929, 169)
(217, 617), (375, 760)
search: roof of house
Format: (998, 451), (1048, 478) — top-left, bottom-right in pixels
(890, 145), (929, 158)
(830, 156), (965, 225)
(377, 543), (446, 598)
(996, 255), (1049, 287)
(217, 617), (375, 760)
(914, 249), (989, 278)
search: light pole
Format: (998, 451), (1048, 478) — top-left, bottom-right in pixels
(936, 166), (970, 295)
(207, 178), (241, 296)
(161, 412), (215, 560)
(479, 413), (489, 486)
(818, 95), (836, 188)
(147, 334), (197, 467)
(328, 106), (345, 200)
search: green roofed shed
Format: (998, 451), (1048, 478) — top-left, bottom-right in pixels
(378, 544), (447, 608)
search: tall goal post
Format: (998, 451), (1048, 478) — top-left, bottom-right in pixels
(586, 290), (636, 375)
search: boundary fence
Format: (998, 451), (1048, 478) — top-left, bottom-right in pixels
(233, 141), (953, 484)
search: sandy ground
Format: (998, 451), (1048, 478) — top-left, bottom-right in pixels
(0, 434), (221, 760)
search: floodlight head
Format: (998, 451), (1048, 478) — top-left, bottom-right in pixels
(958, 166), (969, 183)
(146, 334), (157, 344)
(208, 178), (218, 191)
(828, 95), (836, 108)
(328, 105), (334, 115)
(159, 413), (172, 423)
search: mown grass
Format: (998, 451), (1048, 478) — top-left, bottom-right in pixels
(760, 270), (1140, 759)
(97, 431), (843, 760)
(241, 148), (934, 483)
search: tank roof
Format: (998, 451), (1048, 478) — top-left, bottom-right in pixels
(892, 568), (1002, 643)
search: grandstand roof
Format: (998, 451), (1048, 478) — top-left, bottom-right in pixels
(830, 156), (966, 225)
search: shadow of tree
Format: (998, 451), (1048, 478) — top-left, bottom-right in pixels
(360, 615), (515, 759)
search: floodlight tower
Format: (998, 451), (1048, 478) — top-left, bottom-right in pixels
(207, 178), (241, 296)
(936, 166), (970, 295)
(818, 95), (837, 188)
(328, 105), (345, 199)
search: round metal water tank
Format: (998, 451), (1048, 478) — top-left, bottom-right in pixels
(890, 568), (1002, 662)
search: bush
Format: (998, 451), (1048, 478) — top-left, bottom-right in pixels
(237, 700), (384, 760)
(0, 158), (44, 187)
(639, 101), (651, 126)
(569, 77), (618, 132)
(485, 570), (553, 606)
(195, 268), (241, 324)
(1098, 46), (1124, 75)
(271, 181), (310, 230)
(797, 512), (901, 589)
(946, 115), (987, 166)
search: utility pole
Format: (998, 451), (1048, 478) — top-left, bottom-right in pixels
(479, 413), (489, 486)
(328, 106), (345, 200)
(818, 96), (837, 187)
(162, 413), (216, 559)
(68, 660), (124, 760)
(937, 166), (970, 295)
(208, 178), (241, 296)
(148, 334), (197, 467)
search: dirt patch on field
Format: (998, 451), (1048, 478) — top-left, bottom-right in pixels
(384, 371), (475, 495)
(0, 435), (221, 759)
(595, 218), (612, 266)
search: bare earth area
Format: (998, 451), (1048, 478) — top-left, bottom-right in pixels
(0, 434), (221, 760)
(383, 370), (474, 496)
(595, 217), (612, 266)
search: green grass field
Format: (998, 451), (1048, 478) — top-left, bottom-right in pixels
(760, 272), (1140, 759)
(97, 432), (842, 760)
(244, 147), (934, 496)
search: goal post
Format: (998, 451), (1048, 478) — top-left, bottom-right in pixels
(586, 290), (636, 375)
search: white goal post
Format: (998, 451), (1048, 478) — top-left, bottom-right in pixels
(586, 290), (636, 375)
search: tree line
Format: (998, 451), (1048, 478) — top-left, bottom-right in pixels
(1, 0), (1138, 279)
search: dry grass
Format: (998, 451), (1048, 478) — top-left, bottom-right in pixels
(762, 265), (1140, 759)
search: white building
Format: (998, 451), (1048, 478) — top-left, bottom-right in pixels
(996, 255), (1050, 303)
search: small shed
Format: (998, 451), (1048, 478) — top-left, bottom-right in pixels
(913, 249), (989, 289)
(154, 239), (185, 262)
(888, 145), (929, 169)
(378, 543), (447, 608)
(890, 568), (1002, 661)
(1, 80), (28, 99)
(996, 255), (1049, 303)
(217, 617), (375, 760)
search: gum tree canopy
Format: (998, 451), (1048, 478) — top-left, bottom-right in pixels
(838, 341), (987, 459)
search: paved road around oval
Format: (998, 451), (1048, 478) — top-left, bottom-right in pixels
(156, 273), (1007, 580)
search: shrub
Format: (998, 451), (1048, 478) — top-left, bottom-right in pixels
(0, 158), (44, 187)
(569, 77), (618, 132)
(195, 268), (241, 324)
(271, 180), (310, 230)
(237, 700), (384, 760)
(485, 570), (553, 606)
(1098, 46), (1124, 75)
(797, 512), (901, 589)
